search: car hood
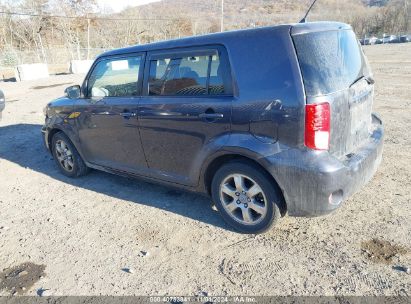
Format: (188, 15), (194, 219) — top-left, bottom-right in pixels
(47, 96), (74, 108)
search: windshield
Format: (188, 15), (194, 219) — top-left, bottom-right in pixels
(293, 29), (371, 96)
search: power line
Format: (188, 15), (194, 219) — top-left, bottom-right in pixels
(0, 10), (178, 21)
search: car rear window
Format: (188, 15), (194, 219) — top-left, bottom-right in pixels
(292, 29), (370, 96)
(148, 51), (227, 96)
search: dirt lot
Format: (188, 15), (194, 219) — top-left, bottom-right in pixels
(0, 43), (410, 296)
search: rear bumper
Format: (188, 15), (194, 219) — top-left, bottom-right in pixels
(266, 114), (384, 217)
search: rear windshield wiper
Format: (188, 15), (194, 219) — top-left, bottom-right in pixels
(350, 75), (375, 88)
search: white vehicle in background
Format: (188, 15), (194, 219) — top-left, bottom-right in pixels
(359, 36), (379, 45)
(368, 36), (378, 44)
(0, 89), (5, 119)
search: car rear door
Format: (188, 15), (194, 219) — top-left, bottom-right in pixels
(76, 54), (148, 173)
(138, 46), (233, 186)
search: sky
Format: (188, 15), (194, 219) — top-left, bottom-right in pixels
(97, 0), (161, 12)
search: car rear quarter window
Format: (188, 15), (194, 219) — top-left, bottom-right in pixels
(87, 56), (142, 97)
(148, 51), (226, 96)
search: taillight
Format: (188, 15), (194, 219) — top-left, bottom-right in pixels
(305, 102), (330, 150)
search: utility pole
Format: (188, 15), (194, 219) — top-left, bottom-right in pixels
(36, 26), (47, 64)
(37, 32), (47, 64)
(87, 18), (90, 60)
(405, 0), (409, 32)
(220, 0), (224, 32)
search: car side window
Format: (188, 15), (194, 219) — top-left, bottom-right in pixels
(87, 56), (142, 98)
(209, 54), (225, 95)
(148, 51), (227, 96)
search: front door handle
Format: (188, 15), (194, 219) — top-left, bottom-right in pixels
(198, 113), (224, 119)
(120, 112), (137, 119)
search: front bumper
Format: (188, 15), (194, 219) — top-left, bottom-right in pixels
(0, 102), (4, 119)
(41, 125), (51, 152)
(266, 114), (384, 217)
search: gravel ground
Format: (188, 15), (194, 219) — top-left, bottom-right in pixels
(0, 43), (410, 296)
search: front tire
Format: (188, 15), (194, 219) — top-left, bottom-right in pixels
(211, 161), (282, 234)
(51, 132), (89, 178)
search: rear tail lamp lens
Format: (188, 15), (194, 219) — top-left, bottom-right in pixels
(305, 102), (330, 150)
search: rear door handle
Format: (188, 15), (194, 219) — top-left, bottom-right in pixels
(198, 113), (224, 119)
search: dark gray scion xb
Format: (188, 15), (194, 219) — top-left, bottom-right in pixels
(42, 22), (384, 233)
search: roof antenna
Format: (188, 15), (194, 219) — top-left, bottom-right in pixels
(299, 0), (319, 23)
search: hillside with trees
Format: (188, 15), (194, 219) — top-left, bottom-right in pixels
(0, 0), (409, 67)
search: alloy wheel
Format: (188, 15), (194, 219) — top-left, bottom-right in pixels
(219, 174), (268, 225)
(55, 139), (74, 172)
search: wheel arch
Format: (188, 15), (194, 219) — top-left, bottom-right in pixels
(47, 128), (63, 151)
(47, 126), (84, 160)
(202, 153), (287, 216)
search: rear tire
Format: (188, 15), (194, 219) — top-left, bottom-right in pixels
(51, 132), (89, 178)
(211, 161), (282, 234)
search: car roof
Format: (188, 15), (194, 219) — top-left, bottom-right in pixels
(97, 21), (350, 59)
(98, 25), (290, 58)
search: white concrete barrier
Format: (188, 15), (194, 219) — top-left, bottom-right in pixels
(70, 60), (94, 74)
(14, 63), (49, 82)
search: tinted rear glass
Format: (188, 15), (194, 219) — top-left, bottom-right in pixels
(148, 52), (226, 96)
(293, 30), (370, 96)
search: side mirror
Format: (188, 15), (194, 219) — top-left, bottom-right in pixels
(0, 89), (4, 103)
(65, 85), (81, 99)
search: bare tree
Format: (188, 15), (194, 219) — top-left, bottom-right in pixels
(1, 0), (410, 68)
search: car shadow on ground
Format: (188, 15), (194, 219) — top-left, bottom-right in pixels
(0, 123), (234, 232)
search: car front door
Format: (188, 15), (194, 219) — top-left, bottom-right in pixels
(138, 47), (233, 186)
(76, 54), (148, 173)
